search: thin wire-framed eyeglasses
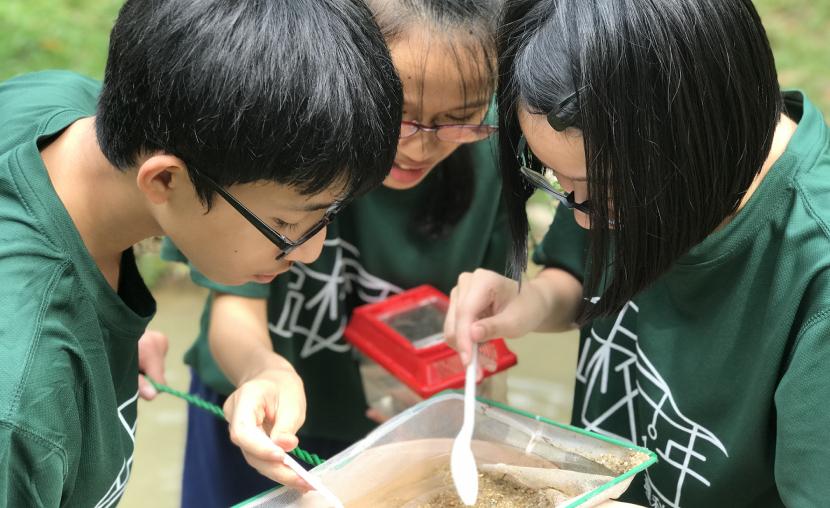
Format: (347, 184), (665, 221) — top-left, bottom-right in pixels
(189, 168), (343, 260)
(516, 135), (592, 215)
(399, 120), (497, 144)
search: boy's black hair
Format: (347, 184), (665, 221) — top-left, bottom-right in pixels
(499, 0), (782, 321)
(369, 0), (502, 240)
(97, 0), (402, 206)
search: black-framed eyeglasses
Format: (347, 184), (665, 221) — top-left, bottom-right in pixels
(399, 120), (497, 144)
(190, 168), (343, 260)
(516, 135), (592, 215)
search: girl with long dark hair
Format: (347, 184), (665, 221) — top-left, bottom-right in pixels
(447, 0), (830, 505)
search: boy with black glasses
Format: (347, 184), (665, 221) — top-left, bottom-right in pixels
(0, 0), (401, 504)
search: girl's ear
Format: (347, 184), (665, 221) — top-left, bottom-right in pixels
(136, 154), (189, 205)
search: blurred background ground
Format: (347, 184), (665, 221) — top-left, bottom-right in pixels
(1, 0), (827, 506)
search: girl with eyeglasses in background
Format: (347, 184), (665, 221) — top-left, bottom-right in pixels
(163, 0), (510, 505)
(446, 0), (830, 506)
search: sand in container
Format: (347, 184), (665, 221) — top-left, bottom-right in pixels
(236, 393), (655, 508)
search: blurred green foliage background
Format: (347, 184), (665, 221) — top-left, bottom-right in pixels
(1, 0), (827, 109)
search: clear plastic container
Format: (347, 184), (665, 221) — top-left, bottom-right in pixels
(235, 393), (656, 508)
(358, 357), (421, 420)
(359, 356), (509, 421)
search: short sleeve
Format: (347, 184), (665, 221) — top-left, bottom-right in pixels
(159, 238), (270, 299)
(0, 423), (65, 507)
(773, 313), (830, 505)
(159, 237), (188, 264)
(531, 206), (588, 283)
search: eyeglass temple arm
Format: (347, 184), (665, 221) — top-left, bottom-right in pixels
(197, 173), (287, 244)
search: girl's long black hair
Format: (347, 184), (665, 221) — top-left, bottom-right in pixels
(500, 0), (782, 321)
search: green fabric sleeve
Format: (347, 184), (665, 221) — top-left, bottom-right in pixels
(159, 237), (270, 299)
(189, 271), (270, 299)
(531, 206), (588, 283)
(774, 313), (830, 505)
(159, 237), (188, 263)
(0, 423), (64, 507)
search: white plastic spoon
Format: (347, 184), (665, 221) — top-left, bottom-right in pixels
(451, 346), (479, 505)
(283, 453), (344, 508)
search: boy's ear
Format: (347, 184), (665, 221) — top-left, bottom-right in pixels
(136, 154), (189, 205)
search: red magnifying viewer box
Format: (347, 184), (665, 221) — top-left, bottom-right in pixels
(344, 285), (518, 398)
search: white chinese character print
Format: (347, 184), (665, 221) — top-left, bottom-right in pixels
(576, 301), (728, 508)
(94, 390), (138, 508)
(268, 238), (401, 358)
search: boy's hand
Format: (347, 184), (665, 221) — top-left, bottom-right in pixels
(224, 367), (311, 491)
(137, 329), (169, 400)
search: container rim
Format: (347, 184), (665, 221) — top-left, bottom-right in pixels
(233, 391), (658, 508)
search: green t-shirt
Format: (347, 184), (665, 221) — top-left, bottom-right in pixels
(533, 92), (830, 507)
(164, 137), (509, 443)
(0, 71), (156, 506)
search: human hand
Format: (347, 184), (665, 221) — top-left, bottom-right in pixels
(224, 368), (311, 491)
(444, 269), (546, 365)
(137, 329), (169, 400)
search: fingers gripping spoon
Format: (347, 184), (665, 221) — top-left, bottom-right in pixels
(451, 346), (479, 505)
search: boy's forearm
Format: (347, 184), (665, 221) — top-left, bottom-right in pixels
(208, 292), (295, 387)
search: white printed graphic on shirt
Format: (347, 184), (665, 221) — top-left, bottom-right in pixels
(576, 301), (728, 508)
(94, 390), (138, 508)
(268, 238), (401, 358)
